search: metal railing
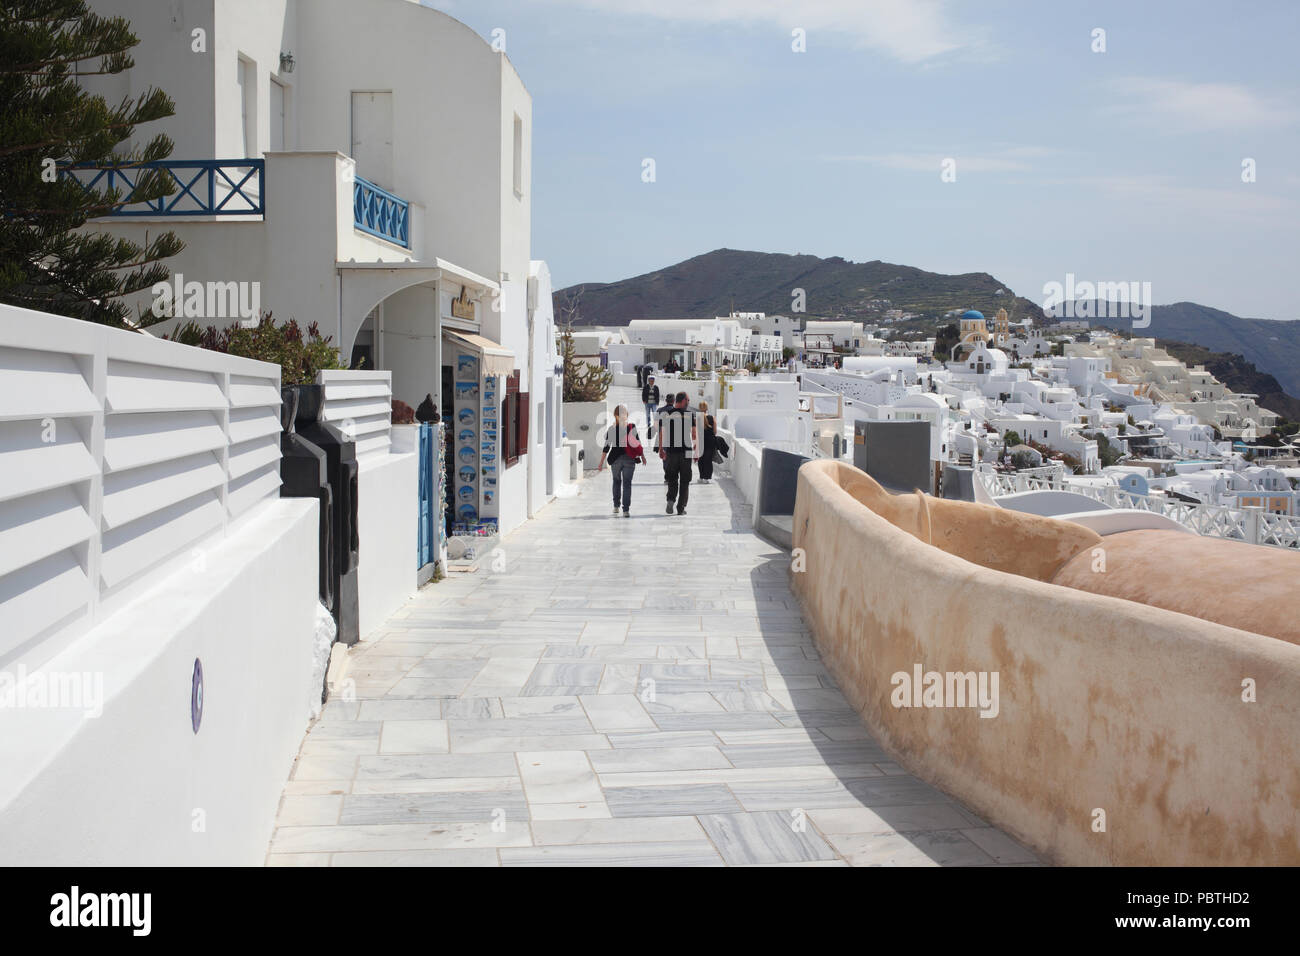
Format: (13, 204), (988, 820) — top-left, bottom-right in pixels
(353, 175), (410, 248)
(63, 159), (264, 216)
(980, 467), (1300, 549)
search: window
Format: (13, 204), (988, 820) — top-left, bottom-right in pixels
(536, 402), (545, 444)
(237, 56), (256, 156)
(502, 371), (529, 465)
(513, 114), (523, 197)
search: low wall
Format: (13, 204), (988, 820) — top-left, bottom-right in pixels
(726, 433), (762, 521)
(0, 499), (318, 865)
(791, 458), (1300, 865)
(357, 451), (418, 639)
(563, 401), (608, 468)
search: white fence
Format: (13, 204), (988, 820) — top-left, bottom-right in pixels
(316, 368), (392, 459)
(0, 304), (283, 670)
(981, 466), (1300, 550)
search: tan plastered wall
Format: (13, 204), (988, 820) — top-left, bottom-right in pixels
(791, 459), (1300, 865)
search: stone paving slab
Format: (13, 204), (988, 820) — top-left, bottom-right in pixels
(266, 386), (1041, 867)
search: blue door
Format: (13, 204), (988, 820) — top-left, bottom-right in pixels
(417, 423), (434, 567)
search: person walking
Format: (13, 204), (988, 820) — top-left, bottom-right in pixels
(641, 375), (661, 435)
(597, 405), (645, 516)
(657, 391), (696, 515)
(698, 413), (718, 483)
(656, 391), (676, 487)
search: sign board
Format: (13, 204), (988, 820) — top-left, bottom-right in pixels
(451, 286), (475, 321)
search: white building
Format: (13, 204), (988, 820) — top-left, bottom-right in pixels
(804, 320), (879, 353)
(75, 0), (563, 534)
(732, 312), (802, 343)
(618, 318), (783, 369)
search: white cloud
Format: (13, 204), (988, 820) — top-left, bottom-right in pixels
(543, 0), (971, 63)
(1104, 77), (1297, 131)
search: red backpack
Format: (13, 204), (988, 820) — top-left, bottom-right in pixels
(625, 424), (643, 456)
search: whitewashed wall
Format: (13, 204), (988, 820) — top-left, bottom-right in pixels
(0, 304), (283, 672)
(0, 303), (320, 865)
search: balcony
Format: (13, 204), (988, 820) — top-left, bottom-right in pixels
(63, 159), (264, 216)
(352, 175), (410, 249)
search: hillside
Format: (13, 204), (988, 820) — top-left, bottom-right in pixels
(555, 249), (1300, 399)
(555, 249), (1045, 328)
(1135, 303), (1300, 399)
(1158, 340), (1300, 423)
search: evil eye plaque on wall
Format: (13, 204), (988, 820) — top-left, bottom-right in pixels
(191, 658), (204, 734)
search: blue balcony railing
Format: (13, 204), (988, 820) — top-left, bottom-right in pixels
(62, 159), (264, 216)
(353, 175), (410, 248)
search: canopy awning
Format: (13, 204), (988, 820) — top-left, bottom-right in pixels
(445, 329), (515, 377)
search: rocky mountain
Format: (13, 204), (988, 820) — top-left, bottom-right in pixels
(555, 249), (1300, 400)
(554, 248), (1044, 328)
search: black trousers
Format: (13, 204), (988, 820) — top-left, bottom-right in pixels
(697, 446), (714, 480)
(664, 450), (691, 511)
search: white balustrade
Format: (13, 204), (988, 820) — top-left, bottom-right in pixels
(978, 464), (1298, 549)
(316, 369), (392, 459)
(0, 304), (283, 669)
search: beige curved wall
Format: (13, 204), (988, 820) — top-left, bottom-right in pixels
(791, 459), (1300, 865)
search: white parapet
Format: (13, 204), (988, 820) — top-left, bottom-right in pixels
(0, 303), (285, 672)
(0, 303), (322, 864)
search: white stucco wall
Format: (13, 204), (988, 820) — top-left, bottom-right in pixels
(0, 498), (319, 866)
(356, 452), (418, 639)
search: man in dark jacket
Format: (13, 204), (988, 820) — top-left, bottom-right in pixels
(641, 376), (661, 434)
(657, 392), (697, 516)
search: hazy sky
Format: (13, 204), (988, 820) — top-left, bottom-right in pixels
(429, 0), (1299, 320)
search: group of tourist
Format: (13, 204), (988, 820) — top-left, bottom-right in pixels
(597, 392), (727, 517)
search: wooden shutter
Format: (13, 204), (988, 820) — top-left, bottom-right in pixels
(504, 371), (521, 466)
(516, 392), (529, 461)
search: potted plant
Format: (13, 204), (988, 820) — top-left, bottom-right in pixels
(559, 325), (613, 467)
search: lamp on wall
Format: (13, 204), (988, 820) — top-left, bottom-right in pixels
(279, 51), (296, 73)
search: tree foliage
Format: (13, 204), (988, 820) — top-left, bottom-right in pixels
(0, 0), (183, 324)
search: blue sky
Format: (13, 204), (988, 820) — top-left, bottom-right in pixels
(429, 0), (1299, 320)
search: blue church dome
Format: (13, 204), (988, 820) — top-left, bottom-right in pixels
(961, 309), (985, 321)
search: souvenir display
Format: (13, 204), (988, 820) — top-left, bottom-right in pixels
(479, 373), (499, 518)
(436, 422), (447, 564)
(447, 343), (503, 536)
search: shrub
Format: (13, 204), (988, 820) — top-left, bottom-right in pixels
(164, 312), (350, 385)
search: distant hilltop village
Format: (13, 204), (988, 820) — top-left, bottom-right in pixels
(568, 309), (1300, 526)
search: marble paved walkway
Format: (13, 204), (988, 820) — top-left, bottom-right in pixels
(266, 392), (1040, 867)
